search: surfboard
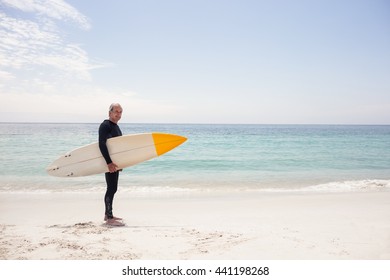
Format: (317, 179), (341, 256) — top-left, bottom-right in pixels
(46, 132), (187, 177)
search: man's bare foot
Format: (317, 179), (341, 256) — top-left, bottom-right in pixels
(104, 215), (123, 221)
(105, 219), (125, 227)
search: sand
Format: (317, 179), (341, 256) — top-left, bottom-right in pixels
(0, 190), (389, 260)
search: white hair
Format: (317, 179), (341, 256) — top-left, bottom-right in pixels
(109, 103), (122, 112)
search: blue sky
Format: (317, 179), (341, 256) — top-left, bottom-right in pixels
(0, 0), (389, 124)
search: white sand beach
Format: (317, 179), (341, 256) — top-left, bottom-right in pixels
(0, 191), (389, 260)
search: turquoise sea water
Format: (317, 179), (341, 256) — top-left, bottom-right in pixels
(0, 123), (389, 194)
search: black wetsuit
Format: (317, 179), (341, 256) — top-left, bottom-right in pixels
(98, 119), (122, 219)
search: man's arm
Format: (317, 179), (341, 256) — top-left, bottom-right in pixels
(98, 122), (113, 165)
(99, 122), (120, 173)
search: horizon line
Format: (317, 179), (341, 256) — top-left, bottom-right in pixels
(1, 122), (389, 126)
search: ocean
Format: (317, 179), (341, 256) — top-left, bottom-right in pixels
(0, 123), (389, 194)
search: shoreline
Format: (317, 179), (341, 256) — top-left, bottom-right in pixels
(1, 191), (389, 260)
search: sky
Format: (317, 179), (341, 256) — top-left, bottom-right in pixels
(0, 0), (389, 124)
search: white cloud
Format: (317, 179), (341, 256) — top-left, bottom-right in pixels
(1, 0), (90, 30)
(0, 0), (99, 80)
(0, 69), (14, 81)
(0, 11), (61, 68)
(0, 89), (180, 123)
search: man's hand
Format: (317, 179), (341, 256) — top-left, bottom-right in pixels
(107, 162), (119, 173)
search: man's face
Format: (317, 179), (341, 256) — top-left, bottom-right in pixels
(109, 106), (122, 124)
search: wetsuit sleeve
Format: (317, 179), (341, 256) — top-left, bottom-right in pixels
(98, 122), (112, 164)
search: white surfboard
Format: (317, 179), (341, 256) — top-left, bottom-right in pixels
(46, 132), (187, 177)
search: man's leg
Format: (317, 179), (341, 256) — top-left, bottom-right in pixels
(104, 171), (119, 219)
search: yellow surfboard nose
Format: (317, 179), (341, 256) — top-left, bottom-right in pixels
(152, 133), (187, 156)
